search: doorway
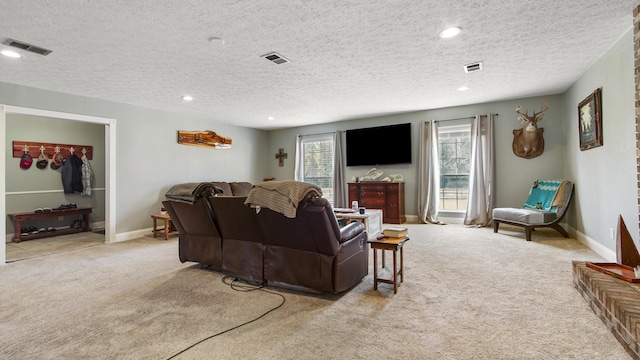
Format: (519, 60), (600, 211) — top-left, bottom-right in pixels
(0, 104), (116, 265)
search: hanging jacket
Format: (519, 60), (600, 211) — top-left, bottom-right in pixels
(61, 154), (84, 193)
(81, 154), (94, 196)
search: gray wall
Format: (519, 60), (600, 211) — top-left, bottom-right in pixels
(267, 94), (566, 221)
(564, 28), (638, 250)
(0, 81), (269, 234)
(5, 114), (105, 233)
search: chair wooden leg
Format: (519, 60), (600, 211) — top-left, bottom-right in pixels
(525, 227), (533, 241)
(549, 223), (569, 238)
(493, 221), (500, 233)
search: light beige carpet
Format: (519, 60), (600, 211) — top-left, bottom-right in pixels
(0, 223), (631, 359)
(5, 231), (105, 262)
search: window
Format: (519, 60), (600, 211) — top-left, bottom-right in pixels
(296, 134), (335, 204)
(438, 124), (471, 211)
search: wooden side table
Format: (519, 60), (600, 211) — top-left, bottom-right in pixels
(368, 235), (410, 294)
(150, 213), (177, 240)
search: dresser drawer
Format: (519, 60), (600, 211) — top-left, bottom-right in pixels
(359, 183), (386, 191)
(359, 190), (385, 197)
(387, 183), (400, 191)
(360, 196), (386, 207)
(386, 202), (399, 218)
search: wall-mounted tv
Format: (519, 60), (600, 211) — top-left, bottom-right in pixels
(346, 123), (412, 166)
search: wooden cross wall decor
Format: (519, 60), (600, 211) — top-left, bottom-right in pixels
(275, 148), (288, 167)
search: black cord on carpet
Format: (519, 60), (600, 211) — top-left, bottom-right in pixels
(164, 276), (285, 360)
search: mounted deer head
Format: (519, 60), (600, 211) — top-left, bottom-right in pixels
(512, 102), (548, 159)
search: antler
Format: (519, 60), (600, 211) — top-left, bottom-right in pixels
(515, 105), (528, 117)
(533, 102), (548, 118)
(515, 102), (548, 119)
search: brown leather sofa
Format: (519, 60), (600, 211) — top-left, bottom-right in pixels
(210, 181), (253, 196)
(163, 184), (368, 294)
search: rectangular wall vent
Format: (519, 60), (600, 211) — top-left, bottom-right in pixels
(2, 38), (52, 56)
(261, 52), (290, 65)
(464, 61), (483, 73)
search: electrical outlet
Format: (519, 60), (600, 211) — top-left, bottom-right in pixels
(610, 228), (614, 240)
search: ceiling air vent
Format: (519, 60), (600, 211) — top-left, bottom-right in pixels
(463, 61), (483, 73)
(261, 52), (290, 65)
(2, 38), (52, 56)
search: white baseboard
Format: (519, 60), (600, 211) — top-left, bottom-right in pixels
(569, 225), (616, 262)
(437, 216), (464, 225)
(397, 214), (465, 224)
(113, 228), (153, 243)
(404, 215), (420, 224)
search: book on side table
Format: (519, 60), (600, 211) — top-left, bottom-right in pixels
(382, 227), (408, 238)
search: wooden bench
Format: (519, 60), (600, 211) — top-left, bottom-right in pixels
(8, 207), (92, 243)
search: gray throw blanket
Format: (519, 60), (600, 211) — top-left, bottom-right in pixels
(165, 182), (223, 204)
(244, 180), (322, 218)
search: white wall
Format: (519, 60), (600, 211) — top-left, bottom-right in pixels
(0, 81), (269, 234)
(564, 28), (638, 250)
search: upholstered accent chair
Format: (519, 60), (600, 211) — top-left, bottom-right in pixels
(493, 180), (574, 241)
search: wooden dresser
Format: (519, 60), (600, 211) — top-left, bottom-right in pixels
(348, 181), (406, 224)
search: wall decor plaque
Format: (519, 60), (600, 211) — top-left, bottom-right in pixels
(177, 130), (232, 149)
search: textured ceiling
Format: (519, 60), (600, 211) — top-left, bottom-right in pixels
(0, 1), (637, 130)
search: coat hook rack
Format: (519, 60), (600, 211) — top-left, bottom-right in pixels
(12, 141), (93, 160)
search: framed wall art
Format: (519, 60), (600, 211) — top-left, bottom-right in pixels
(578, 88), (602, 151)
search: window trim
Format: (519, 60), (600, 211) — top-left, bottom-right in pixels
(437, 122), (471, 213)
(296, 133), (335, 204)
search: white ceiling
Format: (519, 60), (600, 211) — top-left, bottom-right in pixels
(0, 1), (637, 130)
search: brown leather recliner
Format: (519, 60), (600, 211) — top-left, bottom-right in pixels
(163, 198), (222, 268)
(207, 196), (265, 283)
(255, 195), (369, 293)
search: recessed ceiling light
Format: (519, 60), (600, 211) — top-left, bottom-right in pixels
(267, 116), (275, 121)
(1, 49), (21, 58)
(439, 27), (461, 39)
(457, 86), (470, 91)
(181, 95), (193, 101)
(208, 37), (225, 45)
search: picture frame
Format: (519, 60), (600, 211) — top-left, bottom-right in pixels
(578, 88), (602, 151)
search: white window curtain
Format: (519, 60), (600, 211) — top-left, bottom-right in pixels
(332, 131), (346, 208)
(463, 114), (494, 226)
(294, 134), (303, 181)
(417, 121), (441, 223)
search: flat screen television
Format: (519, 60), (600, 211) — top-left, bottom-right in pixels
(346, 123), (412, 166)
